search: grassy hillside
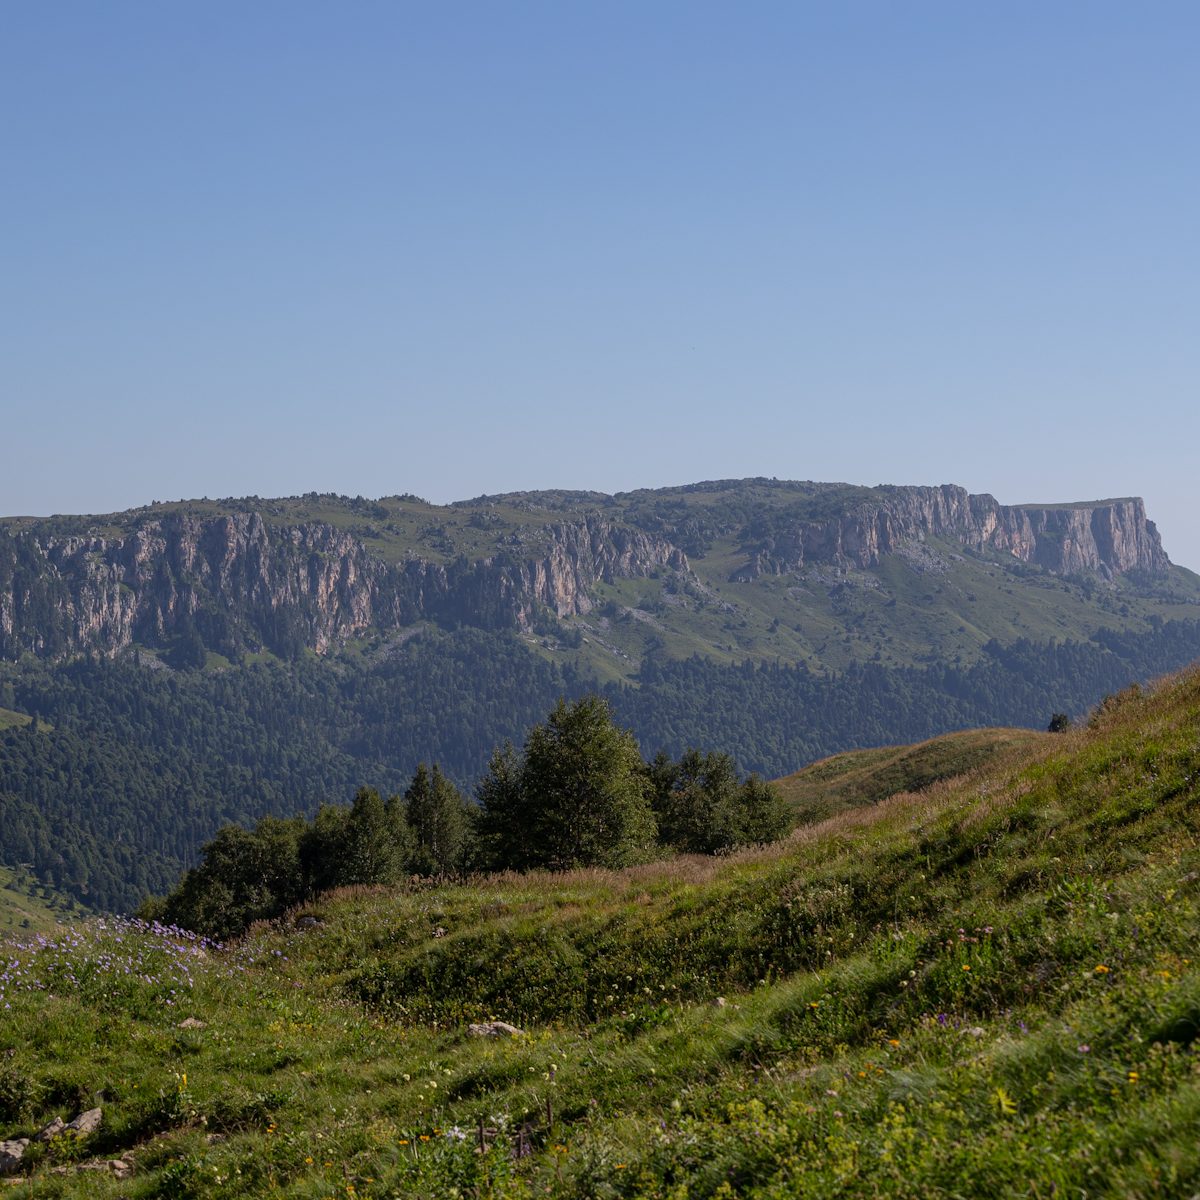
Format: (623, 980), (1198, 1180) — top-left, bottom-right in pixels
(2, 670), (1200, 1196)
(567, 532), (1200, 680)
(773, 726), (1050, 823)
(0, 866), (76, 933)
(0, 707), (33, 731)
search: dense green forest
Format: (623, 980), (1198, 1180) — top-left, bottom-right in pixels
(3, 616), (1200, 912)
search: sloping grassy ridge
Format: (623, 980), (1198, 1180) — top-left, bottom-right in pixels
(2, 670), (1200, 1196)
(771, 726), (1049, 823)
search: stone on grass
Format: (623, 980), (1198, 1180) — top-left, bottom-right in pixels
(34, 1117), (65, 1142)
(467, 1021), (523, 1038)
(76, 1157), (132, 1179)
(66, 1108), (103, 1135)
(0, 1139), (29, 1175)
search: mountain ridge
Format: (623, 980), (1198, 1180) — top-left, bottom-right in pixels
(0, 479), (1184, 666)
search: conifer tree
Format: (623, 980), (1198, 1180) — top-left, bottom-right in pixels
(474, 742), (528, 870)
(340, 786), (412, 886)
(405, 763), (470, 876)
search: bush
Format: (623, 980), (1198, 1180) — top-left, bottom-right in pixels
(0, 1063), (38, 1122)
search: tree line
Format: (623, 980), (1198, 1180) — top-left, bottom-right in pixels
(144, 696), (791, 938)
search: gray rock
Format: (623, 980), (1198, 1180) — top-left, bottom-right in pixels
(75, 1158), (132, 1178)
(467, 1021), (523, 1038)
(66, 1107), (103, 1135)
(34, 1116), (65, 1142)
(0, 1138), (29, 1175)
(178, 1017), (206, 1029)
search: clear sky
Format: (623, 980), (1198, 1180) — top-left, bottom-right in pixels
(3, 2), (1198, 566)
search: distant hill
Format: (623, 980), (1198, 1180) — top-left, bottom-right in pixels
(2, 477), (1200, 911)
(0, 864), (80, 933)
(773, 726), (1050, 823)
(2, 480), (1197, 675)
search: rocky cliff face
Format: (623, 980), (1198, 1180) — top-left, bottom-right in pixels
(0, 512), (685, 662)
(0, 482), (1171, 663)
(733, 486), (1170, 580)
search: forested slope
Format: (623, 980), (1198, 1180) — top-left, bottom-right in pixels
(4, 616), (1200, 911)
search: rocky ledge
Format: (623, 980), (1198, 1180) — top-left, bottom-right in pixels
(0, 511), (684, 662)
(733, 486), (1169, 580)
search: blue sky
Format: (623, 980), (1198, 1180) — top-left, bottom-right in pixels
(3, 2), (1198, 566)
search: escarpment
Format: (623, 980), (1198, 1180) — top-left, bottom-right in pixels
(0, 480), (1172, 663)
(0, 511), (686, 662)
(733, 486), (1169, 580)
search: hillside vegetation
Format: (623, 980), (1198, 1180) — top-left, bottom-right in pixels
(145, 698), (790, 940)
(7, 617), (1200, 913)
(2, 668), (1199, 1196)
(773, 726), (1049, 823)
(0, 866), (77, 934)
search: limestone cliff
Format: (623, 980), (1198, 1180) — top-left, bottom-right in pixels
(0, 481), (1172, 664)
(733, 486), (1170, 580)
(0, 511), (685, 662)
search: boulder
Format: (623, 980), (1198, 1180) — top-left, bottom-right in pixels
(0, 1139), (29, 1175)
(34, 1116), (65, 1142)
(66, 1108), (103, 1135)
(467, 1021), (523, 1038)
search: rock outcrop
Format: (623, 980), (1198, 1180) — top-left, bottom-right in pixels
(733, 486), (1169, 581)
(0, 511), (685, 662)
(467, 1020), (524, 1037)
(0, 1139), (29, 1175)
